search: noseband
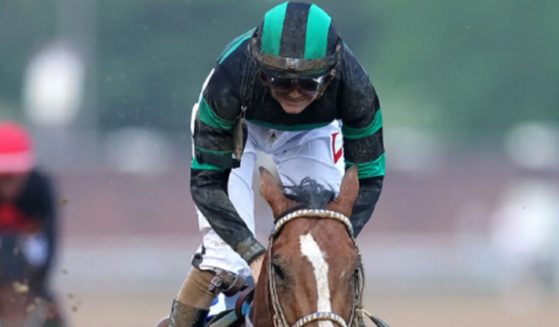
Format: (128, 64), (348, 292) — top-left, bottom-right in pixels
(267, 209), (365, 327)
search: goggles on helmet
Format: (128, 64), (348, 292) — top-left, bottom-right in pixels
(259, 71), (334, 95)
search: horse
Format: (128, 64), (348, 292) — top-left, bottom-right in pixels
(155, 166), (389, 326)
(0, 232), (55, 327)
(247, 166), (389, 326)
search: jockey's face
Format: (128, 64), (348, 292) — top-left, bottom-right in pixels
(0, 173), (28, 202)
(270, 87), (319, 114)
(261, 72), (328, 114)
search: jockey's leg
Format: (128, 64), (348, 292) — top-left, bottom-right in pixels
(169, 140), (256, 326)
(273, 121), (344, 191)
(170, 268), (216, 327)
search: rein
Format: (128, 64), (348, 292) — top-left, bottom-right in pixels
(266, 209), (364, 327)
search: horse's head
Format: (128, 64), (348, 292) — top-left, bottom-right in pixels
(257, 167), (362, 327)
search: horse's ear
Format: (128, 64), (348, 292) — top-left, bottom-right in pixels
(259, 167), (297, 219)
(327, 166), (359, 217)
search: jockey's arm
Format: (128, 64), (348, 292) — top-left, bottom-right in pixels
(38, 174), (58, 281)
(16, 171), (58, 290)
(190, 64), (266, 265)
(190, 169), (265, 263)
(350, 177), (383, 236)
(339, 45), (386, 236)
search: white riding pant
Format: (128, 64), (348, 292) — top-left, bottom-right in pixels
(192, 120), (344, 278)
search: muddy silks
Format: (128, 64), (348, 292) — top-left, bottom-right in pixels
(232, 106), (247, 168)
(232, 50), (257, 168)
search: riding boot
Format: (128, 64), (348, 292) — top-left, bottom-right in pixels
(168, 299), (208, 327)
(169, 267), (218, 326)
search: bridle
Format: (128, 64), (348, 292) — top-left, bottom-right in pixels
(266, 209), (365, 327)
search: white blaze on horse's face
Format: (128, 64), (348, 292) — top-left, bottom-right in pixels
(299, 233), (335, 327)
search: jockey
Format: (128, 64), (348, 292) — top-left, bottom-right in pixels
(0, 122), (65, 325)
(167, 2), (385, 325)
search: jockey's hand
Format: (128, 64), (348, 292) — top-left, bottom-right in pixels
(250, 254), (265, 283)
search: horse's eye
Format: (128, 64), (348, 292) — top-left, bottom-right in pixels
(272, 261), (286, 280)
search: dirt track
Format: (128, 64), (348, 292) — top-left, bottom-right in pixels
(61, 290), (559, 327)
(52, 237), (559, 327)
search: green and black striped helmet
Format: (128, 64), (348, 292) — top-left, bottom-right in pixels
(250, 2), (341, 78)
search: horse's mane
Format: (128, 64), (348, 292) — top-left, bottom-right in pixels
(283, 177), (335, 210)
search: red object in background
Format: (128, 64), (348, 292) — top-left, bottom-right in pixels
(0, 203), (38, 232)
(0, 122), (35, 174)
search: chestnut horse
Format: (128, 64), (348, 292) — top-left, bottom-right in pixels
(155, 166), (389, 327)
(248, 166), (388, 327)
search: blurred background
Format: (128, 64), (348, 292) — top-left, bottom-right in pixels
(1, 0), (558, 326)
